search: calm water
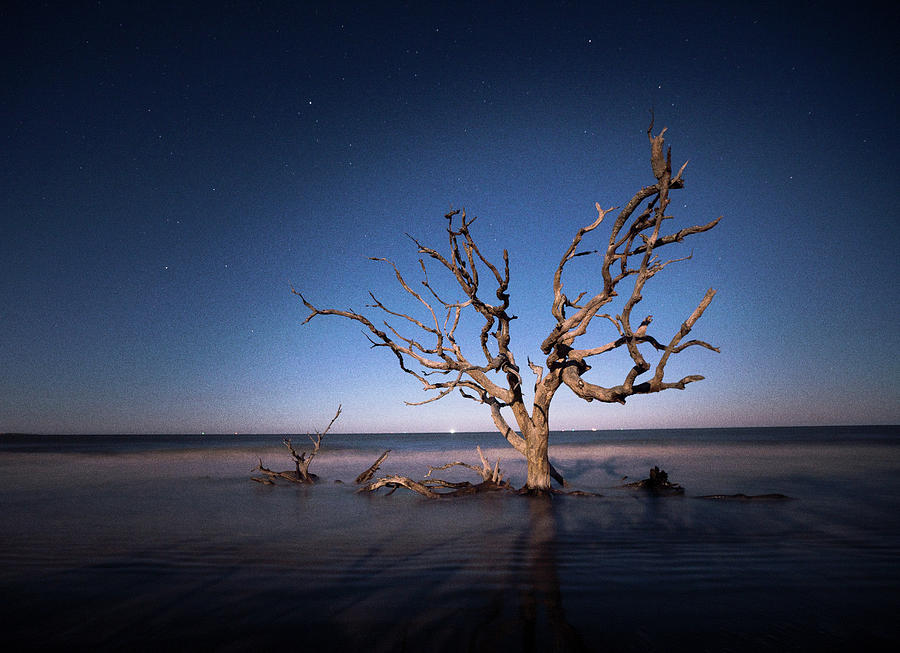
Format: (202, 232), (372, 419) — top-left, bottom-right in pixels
(1, 426), (898, 651)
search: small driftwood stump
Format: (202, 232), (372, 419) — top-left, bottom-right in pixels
(623, 466), (684, 495)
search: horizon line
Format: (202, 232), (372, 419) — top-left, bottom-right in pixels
(3, 424), (897, 437)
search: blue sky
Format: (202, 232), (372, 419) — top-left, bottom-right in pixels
(2, 1), (898, 433)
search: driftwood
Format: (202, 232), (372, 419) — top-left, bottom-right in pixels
(360, 475), (513, 498)
(622, 465), (684, 495)
(425, 445), (503, 484)
(354, 449), (391, 484)
(358, 447), (512, 498)
(251, 405), (341, 485)
(250, 463), (310, 485)
(253, 436), (784, 500)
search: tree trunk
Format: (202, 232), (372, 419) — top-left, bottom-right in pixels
(525, 423), (552, 491)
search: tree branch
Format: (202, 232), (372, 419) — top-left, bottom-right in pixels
(542, 122), (719, 408)
(355, 450), (391, 484)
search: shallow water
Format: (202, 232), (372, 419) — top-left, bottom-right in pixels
(1, 427), (897, 651)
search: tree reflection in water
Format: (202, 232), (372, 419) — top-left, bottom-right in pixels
(468, 495), (588, 653)
(519, 495), (587, 653)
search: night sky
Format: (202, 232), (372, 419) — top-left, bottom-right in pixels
(2, 1), (898, 434)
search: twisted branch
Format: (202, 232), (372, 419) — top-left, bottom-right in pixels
(541, 122), (719, 405)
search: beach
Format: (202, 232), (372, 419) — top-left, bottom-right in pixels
(1, 427), (897, 651)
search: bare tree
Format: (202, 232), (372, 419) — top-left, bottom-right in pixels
(296, 123), (719, 491)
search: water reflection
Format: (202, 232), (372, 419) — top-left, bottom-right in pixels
(464, 495), (587, 653)
(1, 434), (896, 651)
(518, 495), (587, 653)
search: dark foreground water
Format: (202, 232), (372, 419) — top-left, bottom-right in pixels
(1, 426), (898, 652)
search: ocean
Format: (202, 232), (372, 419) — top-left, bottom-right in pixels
(1, 426), (897, 652)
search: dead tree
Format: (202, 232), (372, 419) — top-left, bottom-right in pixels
(252, 405), (342, 484)
(297, 122), (720, 491)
